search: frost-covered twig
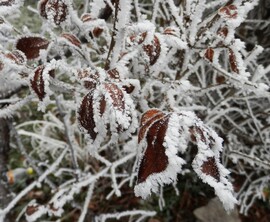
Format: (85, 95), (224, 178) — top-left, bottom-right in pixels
(95, 210), (156, 222)
(55, 96), (79, 178)
(78, 183), (95, 222)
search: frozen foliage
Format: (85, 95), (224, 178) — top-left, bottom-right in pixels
(134, 109), (237, 211)
(0, 0), (269, 221)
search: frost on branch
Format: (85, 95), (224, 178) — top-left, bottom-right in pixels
(135, 109), (237, 211)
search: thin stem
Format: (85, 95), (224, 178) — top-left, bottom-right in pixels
(104, 0), (119, 70)
(55, 96), (80, 180)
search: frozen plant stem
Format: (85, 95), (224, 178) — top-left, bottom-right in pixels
(105, 0), (119, 70)
(55, 96), (79, 180)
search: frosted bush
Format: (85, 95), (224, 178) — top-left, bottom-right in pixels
(0, 0), (269, 221)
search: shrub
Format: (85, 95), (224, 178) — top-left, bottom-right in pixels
(0, 0), (269, 221)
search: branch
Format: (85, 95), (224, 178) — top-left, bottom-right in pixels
(55, 96), (80, 180)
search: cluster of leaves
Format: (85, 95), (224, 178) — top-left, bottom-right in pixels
(0, 0), (269, 221)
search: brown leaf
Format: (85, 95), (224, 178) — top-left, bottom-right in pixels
(26, 205), (39, 216)
(39, 0), (69, 26)
(30, 65), (46, 101)
(138, 109), (165, 143)
(104, 83), (125, 111)
(137, 114), (170, 183)
(216, 75), (226, 84)
(61, 33), (81, 48)
(163, 27), (178, 36)
(219, 5), (238, 19)
(122, 84), (135, 94)
(217, 26), (229, 38)
(190, 126), (215, 147)
(130, 32), (147, 44)
(15, 36), (49, 60)
(38, 0), (48, 18)
(229, 49), (239, 73)
(77, 69), (100, 89)
(143, 35), (161, 65)
(107, 68), (120, 80)
(78, 92), (98, 140)
(81, 13), (92, 22)
(204, 48), (214, 62)
(201, 157), (220, 181)
(92, 27), (103, 38)
(5, 50), (26, 65)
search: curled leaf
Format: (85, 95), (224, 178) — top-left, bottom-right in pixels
(81, 13), (92, 22)
(163, 27), (179, 37)
(5, 50), (26, 65)
(30, 65), (54, 101)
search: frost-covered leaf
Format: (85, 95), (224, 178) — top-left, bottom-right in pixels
(60, 33), (81, 48)
(38, 0), (71, 26)
(135, 109), (237, 211)
(5, 50), (26, 65)
(228, 48), (239, 74)
(217, 26), (229, 38)
(218, 4), (238, 19)
(143, 35), (161, 65)
(80, 14), (105, 39)
(77, 68), (101, 90)
(78, 81), (137, 148)
(15, 36), (50, 60)
(204, 48), (214, 62)
(30, 65), (54, 101)
(107, 68), (120, 80)
(0, 50), (26, 70)
(137, 110), (170, 183)
(77, 90), (100, 140)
